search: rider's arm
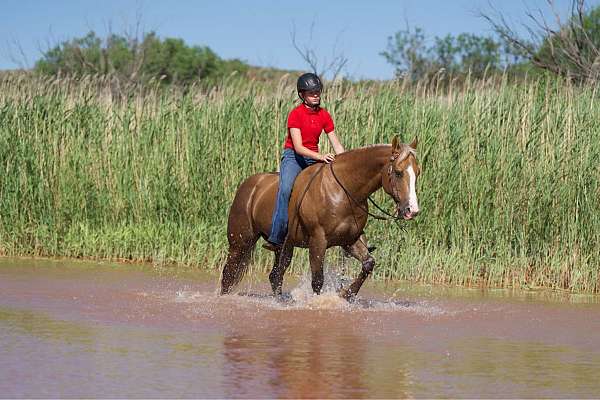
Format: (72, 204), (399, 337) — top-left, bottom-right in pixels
(327, 131), (345, 154)
(290, 128), (334, 163)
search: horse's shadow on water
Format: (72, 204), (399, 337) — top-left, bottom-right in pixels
(235, 291), (415, 310)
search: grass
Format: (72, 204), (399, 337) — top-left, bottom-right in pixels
(1, 71), (599, 292)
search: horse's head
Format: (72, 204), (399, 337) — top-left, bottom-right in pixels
(382, 136), (420, 220)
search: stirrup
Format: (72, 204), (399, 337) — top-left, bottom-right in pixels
(262, 241), (281, 252)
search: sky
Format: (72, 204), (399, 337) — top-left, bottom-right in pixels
(2, 0), (598, 80)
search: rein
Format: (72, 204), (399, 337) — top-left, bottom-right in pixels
(329, 161), (400, 221)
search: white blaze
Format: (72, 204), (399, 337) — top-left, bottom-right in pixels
(406, 165), (419, 214)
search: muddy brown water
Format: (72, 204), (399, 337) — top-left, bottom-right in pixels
(1, 258), (600, 398)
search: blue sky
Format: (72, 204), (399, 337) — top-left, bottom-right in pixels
(1, 0), (597, 80)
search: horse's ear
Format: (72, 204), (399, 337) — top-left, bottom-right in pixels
(391, 135), (400, 152)
(410, 137), (418, 150)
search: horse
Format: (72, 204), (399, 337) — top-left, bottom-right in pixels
(220, 136), (420, 299)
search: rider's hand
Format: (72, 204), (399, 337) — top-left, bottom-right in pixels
(321, 153), (336, 163)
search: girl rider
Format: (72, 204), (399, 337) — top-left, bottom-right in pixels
(263, 73), (345, 251)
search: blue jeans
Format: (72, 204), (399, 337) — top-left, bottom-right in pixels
(268, 149), (317, 245)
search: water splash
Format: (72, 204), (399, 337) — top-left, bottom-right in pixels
(154, 267), (450, 316)
(288, 272), (352, 310)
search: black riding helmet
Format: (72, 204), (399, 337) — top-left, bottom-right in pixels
(297, 73), (323, 99)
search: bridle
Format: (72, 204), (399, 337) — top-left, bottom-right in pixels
(386, 151), (405, 215)
(329, 151), (406, 222)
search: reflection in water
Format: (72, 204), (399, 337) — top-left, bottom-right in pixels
(0, 308), (94, 344)
(221, 317), (410, 399)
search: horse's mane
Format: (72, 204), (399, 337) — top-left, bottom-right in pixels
(336, 143), (416, 163)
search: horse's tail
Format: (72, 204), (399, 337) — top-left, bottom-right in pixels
(220, 174), (267, 294)
(220, 244), (254, 294)
(220, 205), (257, 294)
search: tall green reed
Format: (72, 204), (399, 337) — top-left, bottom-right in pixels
(0, 71), (598, 292)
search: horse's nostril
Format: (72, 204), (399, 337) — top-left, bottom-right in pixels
(404, 207), (420, 218)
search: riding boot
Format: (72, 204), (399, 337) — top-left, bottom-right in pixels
(262, 241), (281, 252)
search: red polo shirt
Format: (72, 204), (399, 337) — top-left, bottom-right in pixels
(284, 103), (335, 152)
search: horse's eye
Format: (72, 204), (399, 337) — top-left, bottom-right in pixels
(394, 170), (403, 178)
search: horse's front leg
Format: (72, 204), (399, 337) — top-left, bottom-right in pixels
(339, 234), (375, 300)
(308, 234), (328, 294)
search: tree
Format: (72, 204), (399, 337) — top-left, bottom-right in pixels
(34, 31), (249, 85)
(431, 33), (503, 77)
(380, 27), (431, 80)
(381, 27), (509, 80)
(482, 0), (600, 82)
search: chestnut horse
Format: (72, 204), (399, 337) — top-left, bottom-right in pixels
(220, 136), (420, 299)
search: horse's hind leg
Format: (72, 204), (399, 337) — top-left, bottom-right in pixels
(268, 242), (294, 296)
(339, 234), (375, 300)
(220, 236), (258, 295)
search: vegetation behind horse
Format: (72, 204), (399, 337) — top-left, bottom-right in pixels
(1, 72), (599, 292)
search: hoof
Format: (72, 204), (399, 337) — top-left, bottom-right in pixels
(338, 288), (355, 302)
(271, 289), (282, 298)
(275, 292), (293, 304)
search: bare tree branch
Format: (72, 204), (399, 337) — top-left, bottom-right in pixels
(481, 0), (600, 82)
(290, 20), (348, 81)
(291, 21), (318, 73)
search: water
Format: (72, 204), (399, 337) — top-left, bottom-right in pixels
(1, 257), (600, 398)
